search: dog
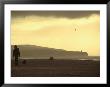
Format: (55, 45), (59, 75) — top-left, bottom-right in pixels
(22, 60), (26, 64)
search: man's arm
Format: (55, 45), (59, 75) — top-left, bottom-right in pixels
(13, 50), (15, 59)
(19, 51), (20, 57)
(18, 48), (20, 57)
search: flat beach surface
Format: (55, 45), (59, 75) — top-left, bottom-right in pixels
(11, 59), (100, 77)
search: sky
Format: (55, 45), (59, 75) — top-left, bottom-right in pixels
(11, 11), (100, 56)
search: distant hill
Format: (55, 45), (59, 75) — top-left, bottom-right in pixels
(11, 45), (88, 59)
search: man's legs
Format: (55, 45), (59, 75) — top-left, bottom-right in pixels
(15, 57), (18, 66)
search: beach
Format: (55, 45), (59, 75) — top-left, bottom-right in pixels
(11, 59), (100, 77)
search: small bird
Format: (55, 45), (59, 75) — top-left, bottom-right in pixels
(75, 28), (77, 32)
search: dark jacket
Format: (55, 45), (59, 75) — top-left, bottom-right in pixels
(13, 48), (20, 58)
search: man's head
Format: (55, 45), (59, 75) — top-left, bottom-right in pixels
(14, 45), (17, 49)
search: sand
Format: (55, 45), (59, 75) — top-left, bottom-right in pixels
(11, 59), (100, 77)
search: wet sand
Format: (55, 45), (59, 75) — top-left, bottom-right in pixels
(11, 59), (100, 77)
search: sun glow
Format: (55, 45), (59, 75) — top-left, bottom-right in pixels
(11, 12), (100, 56)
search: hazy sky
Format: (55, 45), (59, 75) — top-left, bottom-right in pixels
(11, 11), (100, 56)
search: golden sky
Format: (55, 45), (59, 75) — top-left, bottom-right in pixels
(11, 11), (100, 56)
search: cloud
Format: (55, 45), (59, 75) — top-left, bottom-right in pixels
(11, 11), (100, 19)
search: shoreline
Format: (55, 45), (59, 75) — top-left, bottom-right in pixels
(11, 57), (100, 61)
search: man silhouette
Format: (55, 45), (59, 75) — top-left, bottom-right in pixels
(13, 45), (20, 66)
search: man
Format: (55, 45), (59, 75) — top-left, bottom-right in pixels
(13, 45), (20, 66)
